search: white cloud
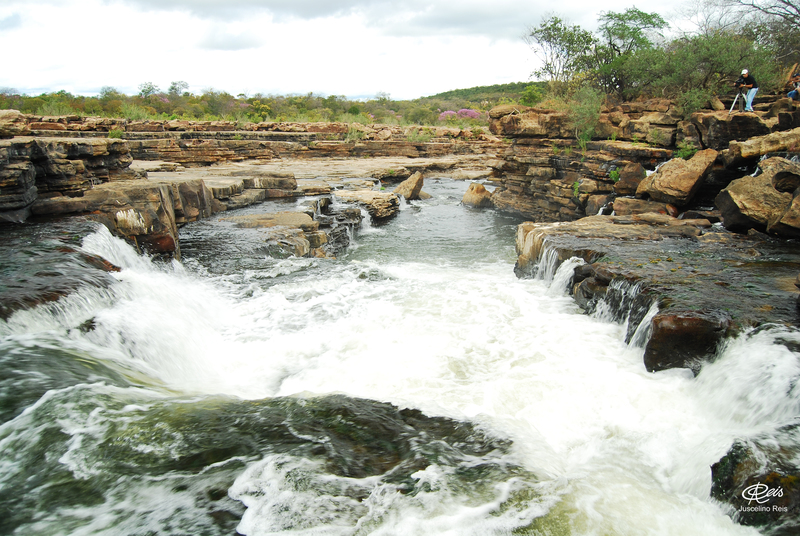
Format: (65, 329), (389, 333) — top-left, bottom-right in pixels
(0, 13), (22, 30)
(0, 0), (688, 100)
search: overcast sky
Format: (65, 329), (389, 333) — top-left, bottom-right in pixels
(0, 0), (691, 100)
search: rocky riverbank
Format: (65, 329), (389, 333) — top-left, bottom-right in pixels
(485, 97), (800, 532)
(1, 101), (800, 531)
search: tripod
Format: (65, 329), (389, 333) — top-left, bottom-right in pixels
(729, 86), (745, 115)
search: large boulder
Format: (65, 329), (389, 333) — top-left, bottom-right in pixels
(461, 182), (494, 208)
(333, 190), (400, 220)
(715, 157), (800, 236)
(643, 310), (732, 372)
(0, 110), (30, 138)
(392, 171), (424, 200)
(488, 107), (571, 138)
(720, 126), (800, 167)
(613, 163), (647, 196)
(636, 149), (718, 206)
(31, 180), (180, 256)
(691, 111), (772, 150)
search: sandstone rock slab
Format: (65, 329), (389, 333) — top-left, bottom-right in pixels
(334, 190), (399, 219)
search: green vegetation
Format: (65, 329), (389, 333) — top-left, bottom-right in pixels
(0, 81), (544, 130)
(525, 1), (796, 110)
(675, 139), (699, 160)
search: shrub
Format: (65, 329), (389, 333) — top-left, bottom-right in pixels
(407, 128), (433, 143)
(345, 125), (365, 142)
(520, 84), (544, 107)
(456, 108), (481, 119)
(37, 101), (76, 116)
(107, 129), (124, 138)
(567, 86), (603, 142)
(121, 102), (152, 120)
(675, 139), (698, 160)
(676, 88), (714, 120)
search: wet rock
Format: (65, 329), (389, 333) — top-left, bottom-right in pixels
(461, 182), (494, 208)
(720, 126), (800, 167)
(613, 163), (646, 196)
(586, 194), (613, 216)
(514, 216), (800, 371)
(643, 310), (732, 372)
(392, 171), (424, 200)
(711, 425), (800, 534)
(30, 177), (212, 257)
(612, 197), (669, 216)
(715, 157), (800, 236)
(0, 220), (121, 320)
(31, 180), (181, 257)
(636, 149), (718, 206)
(333, 190), (399, 220)
(0, 161), (37, 212)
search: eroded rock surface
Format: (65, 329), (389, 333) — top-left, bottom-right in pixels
(515, 215), (800, 372)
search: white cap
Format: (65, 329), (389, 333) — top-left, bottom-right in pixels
(741, 69), (748, 75)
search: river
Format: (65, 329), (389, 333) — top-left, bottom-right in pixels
(1, 178), (797, 535)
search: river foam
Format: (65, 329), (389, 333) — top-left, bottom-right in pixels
(2, 179), (793, 535)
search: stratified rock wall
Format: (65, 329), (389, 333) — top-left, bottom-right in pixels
(488, 101), (800, 223)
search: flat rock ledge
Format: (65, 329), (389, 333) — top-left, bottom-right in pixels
(515, 214), (800, 373)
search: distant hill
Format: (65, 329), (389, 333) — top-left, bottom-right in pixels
(421, 82), (544, 104)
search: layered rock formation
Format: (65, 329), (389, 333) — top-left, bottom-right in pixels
(487, 101), (800, 224)
(1, 111), (503, 166)
(515, 215), (800, 372)
(493, 100), (800, 377)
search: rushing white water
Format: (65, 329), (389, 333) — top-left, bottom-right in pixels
(1, 180), (796, 535)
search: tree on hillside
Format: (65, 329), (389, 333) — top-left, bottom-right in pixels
(524, 15), (595, 88)
(138, 82), (160, 99)
(585, 7), (669, 98)
(168, 81), (189, 96)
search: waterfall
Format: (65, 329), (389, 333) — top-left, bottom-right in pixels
(0, 179), (794, 536)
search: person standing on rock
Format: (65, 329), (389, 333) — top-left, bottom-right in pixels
(735, 69), (759, 112)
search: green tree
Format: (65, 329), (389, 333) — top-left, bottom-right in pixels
(567, 85), (604, 143)
(519, 84), (544, 106)
(586, 7), (668, 98)
(168, 81), (189, 96)
(138, 82), (160, 99)
(524, 15), (595, 87)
